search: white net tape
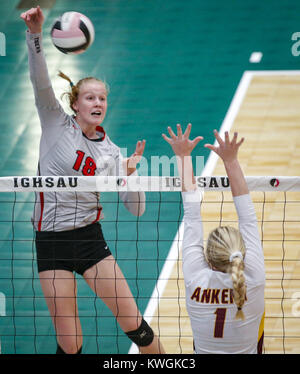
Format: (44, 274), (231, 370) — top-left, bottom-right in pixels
(1, 176), (300, 192)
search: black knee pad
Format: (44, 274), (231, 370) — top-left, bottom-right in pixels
(125, 318), (154, 347)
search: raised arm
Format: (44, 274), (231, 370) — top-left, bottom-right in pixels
(21, 6), (54, 105)
(204, 130), (248, 197)
(162, 124), (208, 279)
(20, 6), (67, 122)
(20, 6), (69, 158)
(205, 130), (265, 281)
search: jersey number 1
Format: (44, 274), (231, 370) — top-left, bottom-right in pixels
(214, 308), (227, 338)
(73, 150), (97, 176)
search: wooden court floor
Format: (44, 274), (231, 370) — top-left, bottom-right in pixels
(148, 72), (300, 354)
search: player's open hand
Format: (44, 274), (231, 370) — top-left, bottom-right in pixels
(162, 123), (203, 157)
(20, 5), (44, 34)
(204, 130), (244, 163)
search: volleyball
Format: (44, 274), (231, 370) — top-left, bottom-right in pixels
(50, 11), (95, 54)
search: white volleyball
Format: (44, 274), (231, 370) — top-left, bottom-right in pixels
(51, 11), (95, 54)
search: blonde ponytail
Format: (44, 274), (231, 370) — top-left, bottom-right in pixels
(58, 70), (74, 86)
(205, 226), (247, 320)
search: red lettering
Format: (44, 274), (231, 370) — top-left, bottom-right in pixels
(73, 150), (85, 171)
(73, 151), (97, 176)
(82, 156), (97, 176)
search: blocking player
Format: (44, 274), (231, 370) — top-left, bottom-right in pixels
(163, 124), (265, 354)
(20, 6), (165, 354)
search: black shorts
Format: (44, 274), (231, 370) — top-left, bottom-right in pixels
(35, 222), (112, 276)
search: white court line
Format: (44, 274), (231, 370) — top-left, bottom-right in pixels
(128, 70), (300, 353)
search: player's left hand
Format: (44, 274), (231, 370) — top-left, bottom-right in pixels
(125, 140), (146, 175)
(204, 130), (244, 163)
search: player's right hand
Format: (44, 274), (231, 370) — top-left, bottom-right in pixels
(20, 5), (44, 34)
(162, 123), (203, 157)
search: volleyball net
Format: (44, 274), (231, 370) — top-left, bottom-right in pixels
(0, 175), (299, 354)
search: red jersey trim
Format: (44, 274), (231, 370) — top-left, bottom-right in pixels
(96, 125), (106, 141)
(92, 207), (102, 224)
(38, 192), (44, 231)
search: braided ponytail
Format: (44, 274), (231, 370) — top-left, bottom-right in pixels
(230, 256), (246, 320)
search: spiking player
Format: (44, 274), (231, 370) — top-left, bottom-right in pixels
(163, 124), (265, 354)
(20, 6), (165, 354)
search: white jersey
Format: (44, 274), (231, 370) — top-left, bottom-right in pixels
(182, 190), (265, 354)
(26, 31), (145, 232)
